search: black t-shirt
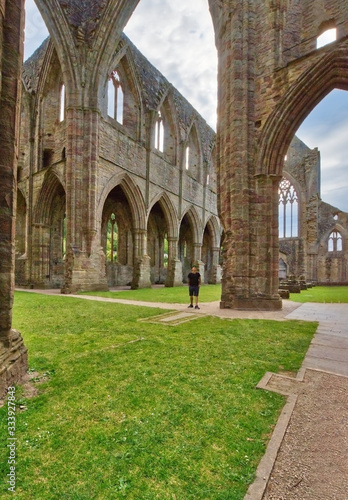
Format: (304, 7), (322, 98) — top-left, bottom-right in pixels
(188, 272), (201, 287)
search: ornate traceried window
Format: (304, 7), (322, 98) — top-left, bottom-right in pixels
(107, 71), (124, 124)
(328, 231), (342, 252)
(154, 111), (164, 151)
(278, 177), (298, 238)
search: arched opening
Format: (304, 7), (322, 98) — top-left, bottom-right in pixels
(101, 185), (134, 287)
(147, 202), (168, 284)
(275, 88), (348, 284)
(15, 190), (28, 286)
(202, 225), (213, 284)
(107, 70), (124, 124)
(32, 177), (66, 288)
(178, 214), (195, 283)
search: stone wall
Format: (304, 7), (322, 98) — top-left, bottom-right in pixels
(0, 0), (28, 398)
(17, 34), (221, 292)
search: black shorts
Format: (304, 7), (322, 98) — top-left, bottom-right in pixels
(189, 286), (199, 297)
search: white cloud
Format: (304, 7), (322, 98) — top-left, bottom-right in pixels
(23, 1), (348, 211)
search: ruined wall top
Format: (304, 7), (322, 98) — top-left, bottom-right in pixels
(22, 32), (215, 159)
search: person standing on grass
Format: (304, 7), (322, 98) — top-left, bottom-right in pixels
(187, 266), (201, 309)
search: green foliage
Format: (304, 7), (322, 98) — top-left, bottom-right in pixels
(0, 292), (316, 499)
(290, 285), (348, 303)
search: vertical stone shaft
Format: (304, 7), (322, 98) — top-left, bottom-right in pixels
(0, 0), (28, 396)
(215, 2), (256, 308)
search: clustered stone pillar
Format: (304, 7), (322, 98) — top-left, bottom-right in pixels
(0, 0), (28, 397)
(211, 1), (281, 310)
(165, 237), (182, 287)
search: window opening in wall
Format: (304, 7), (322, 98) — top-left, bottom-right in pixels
(43, 149), (54, 169)
(328, 231), (342, 252)
(107, 213), (118, 261)
(317, 28), (337, 49)
(62, 214), (66, 259)
(164, 234), (168, 268)
(108, 71), (124, 124)
(206, 174), (210, 185)
(279, 177), (298, 238)
(155, 111), (164, 151)
(59, 84), (65, 122)
(185, 146), (190, 170)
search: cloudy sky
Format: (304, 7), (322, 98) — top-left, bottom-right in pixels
(24, 0), (348, 211)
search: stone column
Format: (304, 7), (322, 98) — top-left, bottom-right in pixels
(131, 229), (151, 289)
(210, 246), (221, 284)
(62, 105), (108, 293)
(211, 0), (281, 310)
(165, 237), (182, 287)
(0, 0), (28, 397)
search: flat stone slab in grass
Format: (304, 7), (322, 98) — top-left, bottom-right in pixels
(138, 311), (201, 326)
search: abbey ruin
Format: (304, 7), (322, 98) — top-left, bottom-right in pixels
(1, 0), (348, 394)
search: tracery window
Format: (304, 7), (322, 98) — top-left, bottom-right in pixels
(154, 111), (164, 151)
(328, 231), (342, 252)
(278, 177), (298, 238)
(107, 71), (124, 124)
(59, 84), (65, 122)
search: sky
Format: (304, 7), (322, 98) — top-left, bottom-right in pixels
(24, 0), (348, 212)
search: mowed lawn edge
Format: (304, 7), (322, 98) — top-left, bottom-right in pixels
(79, 284), (348, 304)
(0, 291), (317, 499)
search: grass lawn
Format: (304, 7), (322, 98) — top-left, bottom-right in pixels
(80, 284), (348, 305)
(290, 285), (348, 303)
(0, 292), (317, 499)
(79, 284), (222, 304)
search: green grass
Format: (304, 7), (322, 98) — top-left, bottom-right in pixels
(80, 284), (348, 305)
(79, 284), (222, 304)
(0, 291), (317, 499)
(290, 285), (348, 303)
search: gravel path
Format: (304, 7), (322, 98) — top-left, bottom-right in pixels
(263, 370), (348, 500)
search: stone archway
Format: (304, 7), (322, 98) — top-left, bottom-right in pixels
(102, 185), (134, 287)
(32, 173), (66, 288)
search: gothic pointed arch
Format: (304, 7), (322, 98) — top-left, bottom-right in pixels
(103, 38), (143, 140)
(152, 92), (179, 164)
(258, 47), (348, 177)
(180, 205), (202, 245)
(184, 120), (203, 182)
(148, 192), (179, 240)
(32, 171), (66, 288)
(98, 172), (146, 232)
(33, 170), (66, 225)
(204, 215), (221, 249)
(179, 206), (202, 281)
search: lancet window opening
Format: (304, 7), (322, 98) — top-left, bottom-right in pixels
(108, 71), (124, 124)
(59, 84), (65, 122)
(154, 111), (164, 152)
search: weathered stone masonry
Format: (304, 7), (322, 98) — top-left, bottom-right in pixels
(0, 0), (27, 397)
(17, 33), (221, 292)
(2, 0), (348, 397)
